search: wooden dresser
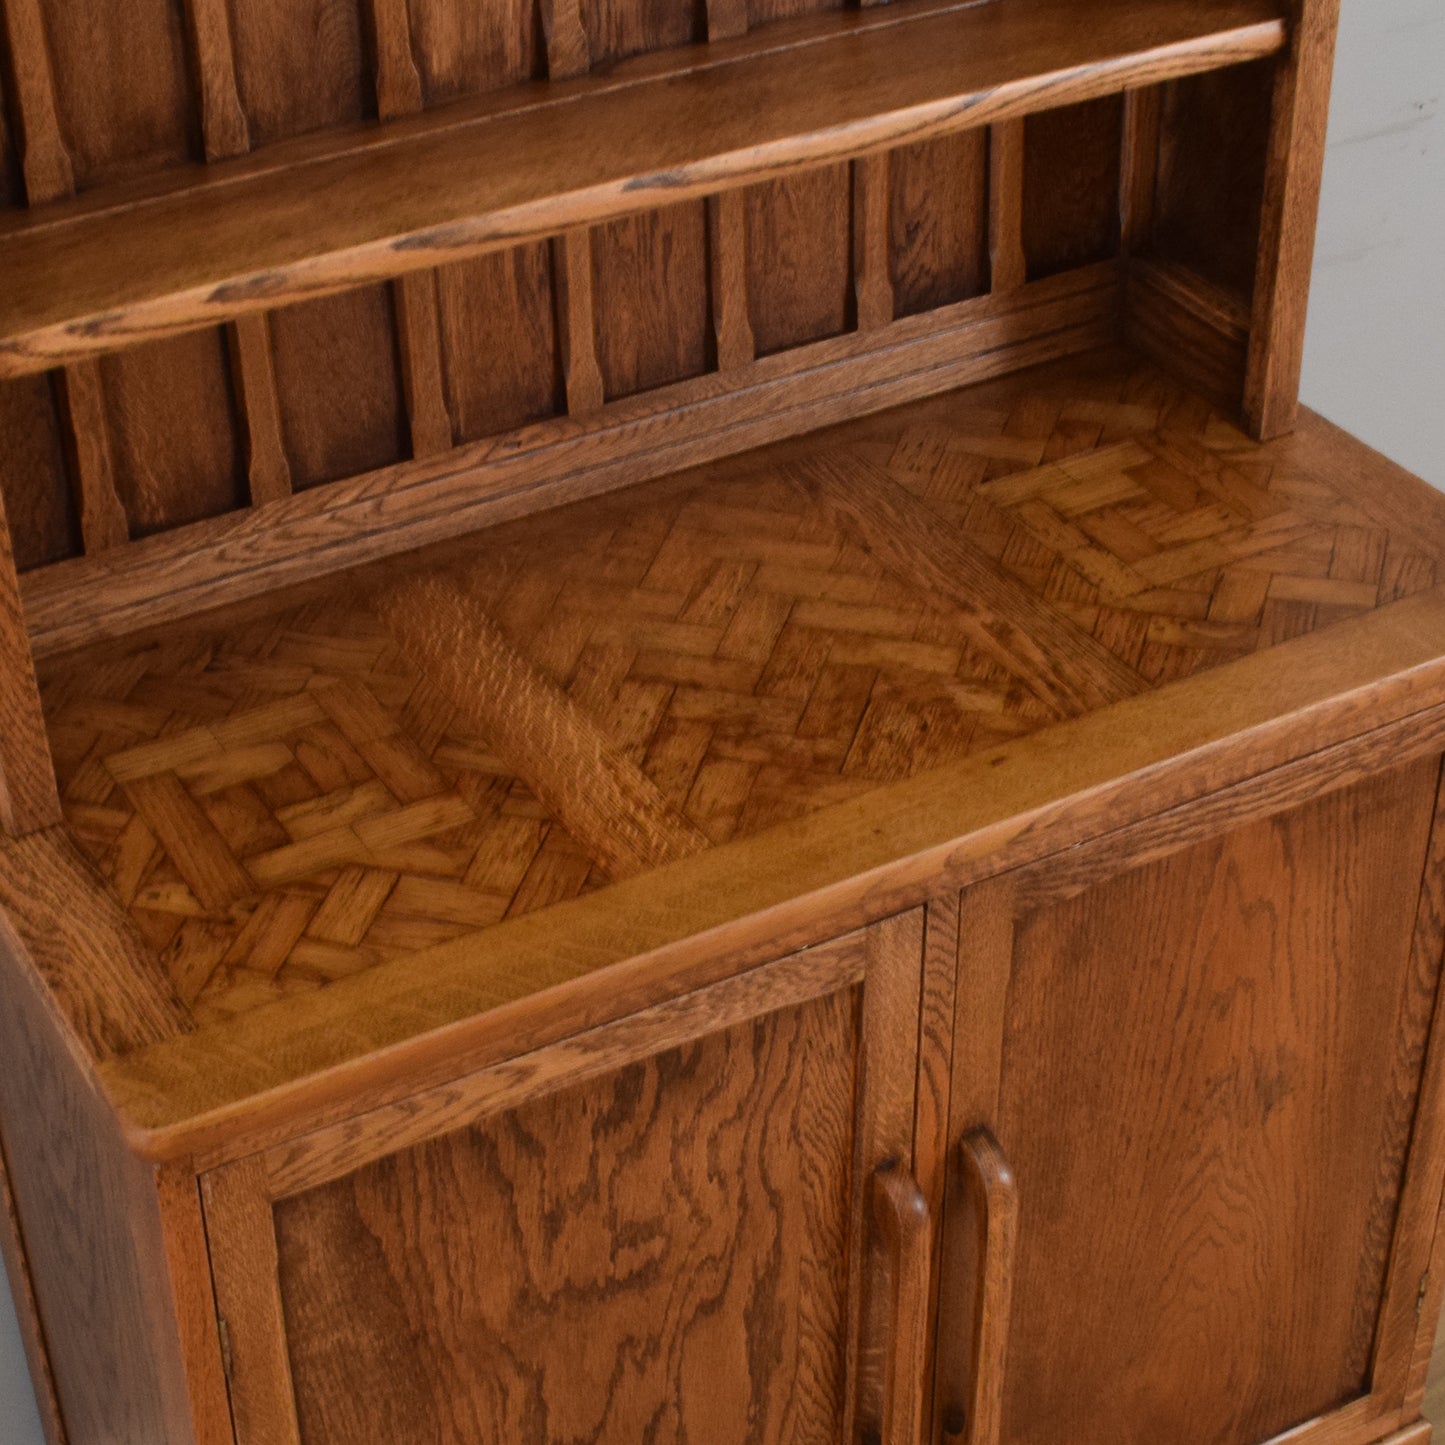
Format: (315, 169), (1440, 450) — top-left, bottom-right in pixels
(5, 1), (1445, 1443)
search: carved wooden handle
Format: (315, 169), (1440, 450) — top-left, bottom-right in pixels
(959, 1127), (1019, 1445)
(872, 1163), (932, 1445)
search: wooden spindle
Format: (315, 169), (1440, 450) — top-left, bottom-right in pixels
(707, 191), (755, 372)
(182, 0), (250, 160)
(58, 362), (129, 553)
(0, 0), (74, 203)
(1120, 86), (1162, 254)
(0, 487), (62, 834)
(366, 0), (424, 121)
(853, 154), (895, 332)
(395, 273), (453, 457)
(989, 121), (1027, 293)
(706, 0), (748, 43)
(229, 315), (293, 505)
(540, 0), (590, 79)
(553, 228), (605, 415)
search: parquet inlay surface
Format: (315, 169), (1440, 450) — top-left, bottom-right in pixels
(36, 351), (1442, 1023)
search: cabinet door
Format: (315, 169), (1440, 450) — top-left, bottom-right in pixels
(931, 754), (1445, 1445)
(203, 912), (929, 1445)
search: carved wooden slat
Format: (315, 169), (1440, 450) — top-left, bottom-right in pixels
(989, 120), (1027, 292)
(706, 0), (749, 42)
(553, 227), (605, 415)
(853, 153), (895, 332)
(57, 362), (129, 554)
(540, 0), (590, 79)
(366, 0), (424, 120)
(229, 315), (293, 506)
(182, 0), (251, 161)
(707, 190), (755, 371)
(0, 0), (74, 203)
(394, 273), (453, 458)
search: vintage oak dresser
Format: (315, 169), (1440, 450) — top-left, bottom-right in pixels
(4, 1), (1445, 1443)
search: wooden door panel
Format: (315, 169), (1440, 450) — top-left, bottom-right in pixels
(207, 912), (926, 1445)
(936, 756), (1445, 1445)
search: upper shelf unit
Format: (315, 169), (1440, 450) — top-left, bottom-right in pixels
(0, 0), (1287, 379)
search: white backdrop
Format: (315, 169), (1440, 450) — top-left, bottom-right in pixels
(2, 2), (1443, 1437)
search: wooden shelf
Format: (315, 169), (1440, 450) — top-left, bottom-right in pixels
(0, 0), (1286, 378)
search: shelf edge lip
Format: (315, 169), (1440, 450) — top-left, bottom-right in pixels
(0, 8), (1287, 379)
(91, 586), (1445, 1168)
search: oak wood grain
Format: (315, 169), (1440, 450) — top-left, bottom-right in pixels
(229, 315), (293, 506)
(0, 0), (1287, 375)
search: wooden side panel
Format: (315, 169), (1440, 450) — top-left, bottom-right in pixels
(0, 374), (78, 571)
(228, 0), (370, 148)
(746, 0), (845, 26)
(745, 164), (852, 356)
(436, 244), (561, 444)
(0, 948), (203, 1444)
(1022, 95), (1124, 281)
(274, 991), (858, 1444)
(35, 0), (195, 189)
(406, 0), (541, 107)
(582, 0), (705, 67)
(1152, 61), (1275, 299)
(99, 331), (246, 538)
(889, 132), (989, 318)
(270, 289), (408, 492)
(985, 759), (1442, 1445)
(592, 202), (711, 401)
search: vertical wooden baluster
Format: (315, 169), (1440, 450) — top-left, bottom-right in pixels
(853, 153), (895, 332)
(706, 0), (748, 42)
(1119, 87), (1161, 256)
(182, 0), (250, 160)
(366, 0), (424, 119)
(1244, 0), (1343, 439)
(707, 191), (755, 372)
(0, 486), (62, 834)
(0, 0), (74, 203)
(57, 363), (129, 552)
(988, 121), (1027, 293)
(229, 316), (293, 505)
(540, 0), (590, 79)
(552, 228), (605, 415)
(365, 0), (452, 458)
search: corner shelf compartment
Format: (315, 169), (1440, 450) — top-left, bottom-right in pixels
(0, 0), (1285, 375)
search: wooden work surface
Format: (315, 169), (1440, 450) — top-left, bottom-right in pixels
(12, 345), (1445, 1152)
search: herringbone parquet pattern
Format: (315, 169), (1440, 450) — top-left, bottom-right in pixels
(37, 352), (1442, 1023)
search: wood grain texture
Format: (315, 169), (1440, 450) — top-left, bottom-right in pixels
(98, 330), (246, 538)
(0, 481), (61, 833)
(394, 272), (454, 458)
(853, 153), (895, 333)
(370, 569), (711, 877)
(0, 0), (73, 202)
(230, 314), (293, 506)
(243, 915), (924, 1445)
(1245, 0), (1342, 439)
(19, 270), (1121, 656)
(553, 227), (606, 415)
(890, 131), (989, 317)
(591, 203), (712, 401)
(1119, 83), (1161, 253)
(540, 0), (591, 80)
(1021, 94), (1123, 280)
(365, 0), (424, 121)
(988, 121), (1027, 293)
(583, 0), (705, 68)
(707, 190), (755, 371)
(435, 243), (562, 443)
(56, 361), (128, 553)
(408, 0), (540, 106)
(989, 759), (1440, 1445)
(182, 0), (250, 160)
(0, 374), (77, 572)
(0, 0), (1288, 375)
(32, 0), (194, 191)
(0, 931), (210, 1445)
(872, 1164), (931, 1445)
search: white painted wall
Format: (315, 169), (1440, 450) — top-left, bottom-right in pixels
(1, 3), (1442, 1439)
